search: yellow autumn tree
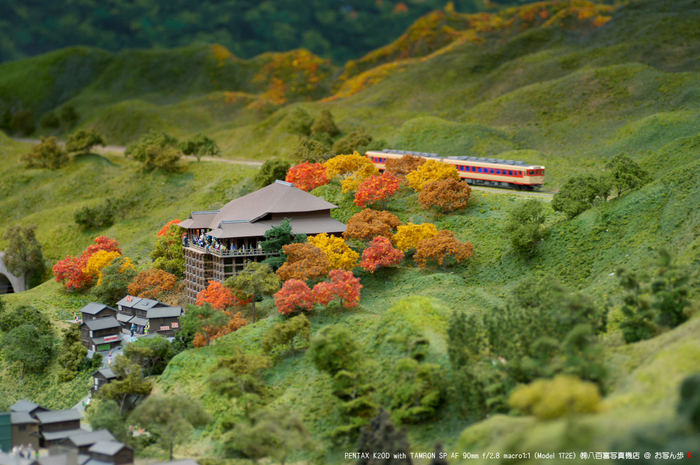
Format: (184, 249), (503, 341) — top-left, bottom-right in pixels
(324, 152), (379, 193)
(84, 250), (134, 285)
(308, 233), (359, 270)
(406, 159), (460, 192)
(393, 223), (438, 252)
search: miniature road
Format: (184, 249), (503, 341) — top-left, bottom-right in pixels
(11, 137), (264, 166)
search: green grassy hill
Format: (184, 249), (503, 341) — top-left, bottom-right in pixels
(2, 0), (700, 462)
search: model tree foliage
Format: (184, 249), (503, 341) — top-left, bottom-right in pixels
(311, 109), (340, 137)
(261, 314), (311, 357)
(226, 261), (281, 323)
(291, 137), (333, 163)
(65, 129), (106, 154)
(179, 303), (229, 348)
(254, 159), (291, 188)
(605, 153), (650, 197)
(21, 136), (68, 169)
(312, 269), (363, 310)
(406, 159), (460, 192)
(275, 279), (315, 315)
(125, 130), (181, 171)
(2, 324), (54, 378)
(393, 222), (438, 253)
(360, 236), (405, 276)
(57, 324), (88, 382)
(11, 109), (34, 135)
(2, 224), (45, 287)
(87, 399), (128, 442)
(128, 268), (178, 300)
(414, 230), (473, 271)
(386, 154), (427, 179)
(551, 174), (609, 219)
(90, 257), (138, 306)
(286, 107), (314, 138)
(259, 219), (307, 270)
(277, 242), (329, 282)
(285, 161), (330, 191)
(308, 233), (359, 271)
(504, 199), (547, 255)
(344, 210), (401, 242)
(150, 222), (185, 277)
(179, 133), (220, 161)
(418, 177), (471, 213)
(123, 335), (175, 376)
(98, 355), (153, 413)
(333, 129), (373, 155)
(354, 172), (401, 209)
(130, 395), (211, 460)
(325, 152), (379, 193)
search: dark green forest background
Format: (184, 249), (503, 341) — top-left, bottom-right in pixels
(1, 0), (572, 64)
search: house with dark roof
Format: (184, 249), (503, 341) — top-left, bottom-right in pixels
(79, 304), (117, 322)
(80, 318), (122, 352)
(178, 180), (347, 302)
(63, 431), (115, 454)
(34, 411), (83, 448)
(115, 297), (183, 336)
(10, 400), (49, 417)
(91, 368), (117, 394)
(87, 442), (133, 465)
(9, 411), (40, 449)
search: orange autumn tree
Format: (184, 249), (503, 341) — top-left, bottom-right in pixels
(393, 222), (438, 252)
(419, 177), (472, 213)
(157, 219), (181, 237)
(406, 159), (460, 192)
(84, 250), (124, 285)
(312, 269), (363, 310)
(196, 281), (237, 311)
(128, 269), (178, 300)
(308, 233), (359, 271)
(186, 302), (248, 348)
(385, 154), (426, 179)
(344, 210), (401, 242)
(277, 243), (329, 281)
(54, 236), (121, 291)
(414, 230), (474, 272)
(324, 152), (379, 192)
(354, 172), (400, 208)
(275, 279), (315, 315)
(285, 162), (330, 192)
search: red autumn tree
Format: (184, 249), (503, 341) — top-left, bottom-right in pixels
(275, 279), (315, 315)
(128, 269), (178, 300)
(196, 281), (235, 311)
(53, 236), (122, 291)
(157, 219), (181, 237)
(354, 172), (401, 208)
(285, 162), (330, 192)
(419, 177), (472, 213)
(360, 236), (405, 275)
(343, 209), (401, 242)
(414, 230), (474, 272)
(312, 269), (363, 309)
(276, 243), (329, 282)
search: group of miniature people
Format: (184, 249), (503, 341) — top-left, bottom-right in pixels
(11, 445), (37, 460)
(182, 232), (261, 254)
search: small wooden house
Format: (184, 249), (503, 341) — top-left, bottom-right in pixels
(10, 400), (49, 417)
(80, 304), (117, 322)
(80, 318), (122, 352)
(63, 430), (115, 454)
(91, 368), (117, 394)
(145, 307), (183, 336)
(88, 442), (133, 465)
(115, 296), (182, 336)
(34, 411), (82, 448)
(10, 412), (40, 449)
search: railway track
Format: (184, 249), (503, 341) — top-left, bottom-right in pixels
(471, 185), (555, 198)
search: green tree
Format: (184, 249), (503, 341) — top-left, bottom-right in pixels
(11, 109), (34, 135)
(308, 324), (362, 376)
(2, 324), (54, 378)
(222, 406), (314, 465)
(286, 107), (314, 138)
(39, 112), (60, 130)
(86, 399), (128, 442)
(66, 129), (106, 154)
(386, 358), (445, 424)
(151, 223), (185, 277)
(98, 355), (153, 413)
(57, 324), (88, 382)
(311, 109), (339, 137)
(2, 224), (46, 287)
(123, 336), (175, 377)
(551, 174), (606, 219)
(503, 199), (547, 255)
(0, 304), (52, 333)
(355, 409), (412, 465)
(226, 261), (281, 323)
(261, 314), (311, 357)
(332, 129), (372, 155)
(59, 105), (80, 129)
(208, 346), (272, 413)
(90, 257), (138, 307)
(179, 133), (220, 161)
(130, 395), (211, 461)
(254, 159), (291, 188)
(21, 136), (68, 170)
(179, 303), (228, 347)
(291, 136), (332, 163)
(606, 153), (651, 197)
(125, 130), (181, 171)
(259, 218), (307, 270)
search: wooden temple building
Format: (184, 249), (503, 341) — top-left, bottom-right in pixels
(178, 180), (347, 302)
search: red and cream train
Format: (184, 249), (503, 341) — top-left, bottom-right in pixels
(366, 149), (546, 190)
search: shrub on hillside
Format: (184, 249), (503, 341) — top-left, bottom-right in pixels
(504, 199), (547, 255)
(254, 159), (291, 188)
(21, 136), (68, 170)
(551, 174), (609, 218)
(66, 129), (106, 154)
(310, 109), (340, 137)
(179, 133), (220, 161)
(509, 375), (603, 420)
(291, 137), (332, 163)
(418, 177), (471, 213)
(606, 153), (651, 197)
(90, 257), (137, 306)
(333, 129), (373, 155)
(151, 222), (185, 277)
(125, 130), (181, 171)
(285, 107), (314, 138)
(39, 112), (60, 130)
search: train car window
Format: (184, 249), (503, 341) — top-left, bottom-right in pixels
(478, 167), (483, 173)
(508, 170), (513, 176)
(489, 168), (494, 174)
(496, 169), (501, 175)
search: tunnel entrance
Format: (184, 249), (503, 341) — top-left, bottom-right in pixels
(0, 273), (14, 294)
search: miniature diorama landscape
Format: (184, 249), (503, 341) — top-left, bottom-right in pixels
(1, 0), (700, 463)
